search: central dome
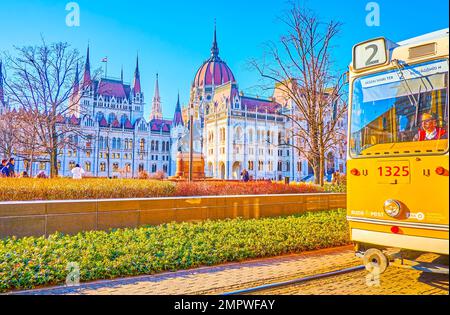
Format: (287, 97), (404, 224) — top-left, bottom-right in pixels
(193, 27), (235, 88)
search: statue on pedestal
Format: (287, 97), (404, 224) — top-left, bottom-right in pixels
(172, 116), (205, 180)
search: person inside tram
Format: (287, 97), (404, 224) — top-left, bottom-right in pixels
(413, 113), (447, 141)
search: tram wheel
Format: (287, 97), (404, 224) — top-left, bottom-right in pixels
(363, 248), (388, 274)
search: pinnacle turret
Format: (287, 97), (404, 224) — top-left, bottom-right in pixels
(150, 73), (163, 120)
(133, 54), (141, 94)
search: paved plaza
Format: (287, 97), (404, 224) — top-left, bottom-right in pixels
(10, 245), (448, 295)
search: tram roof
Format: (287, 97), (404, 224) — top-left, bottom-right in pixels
(396, 28), (449, 46)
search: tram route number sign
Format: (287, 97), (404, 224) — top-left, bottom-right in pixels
(353, 38), (389, 70)
(377, 161), (411, 184)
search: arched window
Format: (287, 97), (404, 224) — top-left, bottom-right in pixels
(151, 140), (155, 151)
(96, 112), (105, 122)
(155, 141), (159, 151)
(120, 114), (128, 125)
(112, 137), (116, 149)
(85, 162), (91, 172)
(140, 139), (145, 152)
(152, 164), (157, 172)
(258, 161), (264, 171)
(249, 129), (253, 143)
(108, 113), (116, 124)
(235, 127), (242, 141)
(117, 138), (121, 150)
(162, 141), (166, 151)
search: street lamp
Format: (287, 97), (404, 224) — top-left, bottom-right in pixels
(188, 102), (194, 182)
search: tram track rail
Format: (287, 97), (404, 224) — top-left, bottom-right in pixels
(222, 265), (365, 295)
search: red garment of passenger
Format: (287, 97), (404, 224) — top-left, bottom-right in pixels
(417, 127), (446, 141)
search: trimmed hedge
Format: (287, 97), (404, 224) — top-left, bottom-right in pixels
(323, 183), (346, 193)
(0, 209), (349, 292)
(0, 178), (323, 201)
(0, 178), (176, 201)
(174, 181), (322, 196)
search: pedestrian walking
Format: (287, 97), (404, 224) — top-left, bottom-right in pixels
(71, 164), (85, 179)
(1, 159), (10, 177)
(6, 158), (15, 177)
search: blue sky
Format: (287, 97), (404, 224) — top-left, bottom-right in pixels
(0, 0), (448, 119)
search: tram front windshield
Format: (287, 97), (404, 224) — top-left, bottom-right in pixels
(350, 59), (449, 157)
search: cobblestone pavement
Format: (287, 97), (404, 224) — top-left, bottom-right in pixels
(253, 266), (448, 295)
(10, 245), (448, 295)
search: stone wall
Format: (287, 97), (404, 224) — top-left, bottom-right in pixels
(0, 193), (346, 238)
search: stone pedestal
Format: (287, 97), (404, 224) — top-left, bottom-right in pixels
(171, 152), (205, 180)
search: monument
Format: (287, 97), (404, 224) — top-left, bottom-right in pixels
(172, 116), (205, 180)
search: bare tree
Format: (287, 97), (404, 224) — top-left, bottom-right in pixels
(250, 3), (348, 186)
(3, 40), (87, 177)
(0, 109), (46, 176)
(0, 110), (19, 157)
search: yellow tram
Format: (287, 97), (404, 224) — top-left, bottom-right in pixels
(347, 29), (449, 274)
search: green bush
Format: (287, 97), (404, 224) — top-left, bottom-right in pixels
(323, 183), (346, 193)
(0, 209), (349, 292)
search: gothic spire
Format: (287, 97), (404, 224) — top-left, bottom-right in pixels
(154, 73), (160, 101)
(210, 20), (220, 59)
(0, 60), (4, 106)
(133, 54), (141, 94)
(73, 62), (80, 94)
(173, 91), (184, 126)
(83, 44), (91, 86)
(150, 73), (162, 120)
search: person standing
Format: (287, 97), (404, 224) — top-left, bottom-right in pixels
(71, 164), (85, 180)
(241, 169), (250, 182)
(1, 159), (10, 177)
(35, 170), (47, 178)
(6, 158), (15, 177)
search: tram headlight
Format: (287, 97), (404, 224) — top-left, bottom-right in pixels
(383, 199), (401, 217)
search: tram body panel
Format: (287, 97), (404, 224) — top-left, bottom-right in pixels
(347, 152), (449, 228)
(346, 29), (449, 270)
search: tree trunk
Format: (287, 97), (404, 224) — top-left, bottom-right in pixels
(312, 160), (320, 185)
(319, 148), (325, 186)
(50, 125), (59, 178)
(50, 148), (58, 178)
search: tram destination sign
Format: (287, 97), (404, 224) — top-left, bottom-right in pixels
(360, 60), (448, 88)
